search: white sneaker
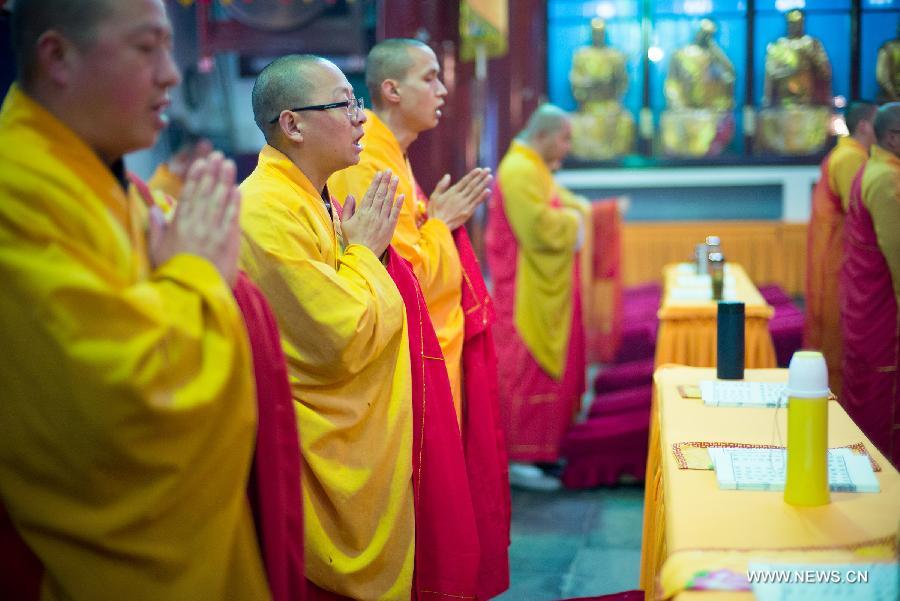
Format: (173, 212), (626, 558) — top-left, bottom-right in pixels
(509, 462), (562, 491)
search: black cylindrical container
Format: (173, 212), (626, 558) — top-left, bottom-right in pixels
(717, 301), (745, 380)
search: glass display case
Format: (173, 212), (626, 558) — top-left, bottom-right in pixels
(547, 0), (900, 166)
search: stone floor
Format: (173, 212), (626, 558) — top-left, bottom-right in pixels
(495, 484), (645, 601)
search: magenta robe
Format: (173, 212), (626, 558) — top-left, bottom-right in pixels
(453, 227), (512, 600)
(486, 184), (587, 464)
(840, 169), (900, 469)
(233, 274), (306, 601)
(386, 247), (483, 600)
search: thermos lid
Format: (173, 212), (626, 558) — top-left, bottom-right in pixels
(706, 235), (721, 246)
(717, 300), (744, 314)
(786, 351), (830, 399)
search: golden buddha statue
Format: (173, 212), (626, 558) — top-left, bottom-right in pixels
(568, 18), (634, 160)
(876, 24), (900, 103)
(661, 19), (736, 157)
(758, 9), (833, 155)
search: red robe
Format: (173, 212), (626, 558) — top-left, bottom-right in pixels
(454, 227), (512, 600)
(587, 199), (623, 364)
(233, 274), (306, 601)
(487, 185), (587, 463)
(407, 183), (510, 599)
(385, 247), (482, 600)
(0, 504), (41, 599)
(840, 169), (900, 468)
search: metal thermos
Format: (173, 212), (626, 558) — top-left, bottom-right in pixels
(708, 251), (725, 300)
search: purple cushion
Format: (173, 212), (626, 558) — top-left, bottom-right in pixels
(622, 298), (660, 323)
(561, 410), (651, 488)
(615, 321), (657, 363)
(589, 385), (653, 418)
(769, 309), (804, 367)
(623, 283), (662, 299)
(593, 358), (655, 394)
(757, 284), (794, 307)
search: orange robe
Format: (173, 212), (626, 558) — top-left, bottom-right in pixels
(804, 136), (868, 393)
(0, 84), (269, 600)
(329, 111), (466, 420)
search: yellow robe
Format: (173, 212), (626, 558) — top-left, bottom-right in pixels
(497, 140), (580, 378)
(328, 111), (466, 419)
(828, 136), (869, 212)
(0, 85), (269, 600)
(240, 145), (414, 600)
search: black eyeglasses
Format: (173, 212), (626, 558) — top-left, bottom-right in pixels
(269, 97), (364, 124)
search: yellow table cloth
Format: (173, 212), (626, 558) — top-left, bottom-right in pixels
(639, 366), (900, 601)
(654, 264), (777, 369)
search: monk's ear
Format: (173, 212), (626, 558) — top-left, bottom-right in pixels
(36, 30), (78, 87)
(279, 111), (304, 144)
(380, 78), (401, 105)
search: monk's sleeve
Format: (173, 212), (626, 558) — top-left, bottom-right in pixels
(397, 209), (462, 297)
(241, 201), (404, 382)
(500, 168), (579, 254)
(557, 185), (590, 213)
(2, 240), (252, 429)
(868, 170), (900, 300)
(0, 223), (264, 590)
(329, 154), (461, 306)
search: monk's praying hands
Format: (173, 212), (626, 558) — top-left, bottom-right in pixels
(149, 151), (242, 286)
(341, 170), (403, 258)
(427, 167), (492, 230)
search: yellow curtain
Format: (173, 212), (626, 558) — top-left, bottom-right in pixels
(621, 221), (808, 296)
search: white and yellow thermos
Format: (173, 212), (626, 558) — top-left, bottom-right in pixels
(784, 351), (831, 507)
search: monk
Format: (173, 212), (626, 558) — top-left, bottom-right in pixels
(241, 54), (481, 601)
(328, 37), (510, 599)
(129, 156), (305, 601)
(0, 1), (271, 599)
(487, 104), (586, 491)
(841, 102), (900, 470)
(331, 38), (489, 417)
(804, 101), (876, 394)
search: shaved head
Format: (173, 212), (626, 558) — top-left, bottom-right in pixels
(874, 102), (900, 146)
(11, 0), (112, 86)
(519, 103), (571, 142)
(845, 101), (877, 135)
(365, 38), (430, 107)
(252, 54), (327, 144)
(517, 103), (573, 167)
